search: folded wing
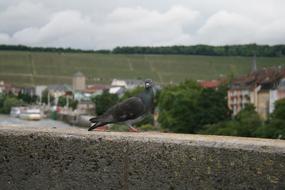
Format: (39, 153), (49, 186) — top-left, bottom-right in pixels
(88, 97), (146, 130)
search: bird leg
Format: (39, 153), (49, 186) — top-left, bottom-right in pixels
(126, 123), (139, 132)
(88, 121), (110, 131)
(129, 126), (139, 132)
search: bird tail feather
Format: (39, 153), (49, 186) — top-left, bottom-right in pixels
(89, 114), (113, 123)
(88, 121), (107, 131)
(89, 117), (100, 123)
(88, 114), (113, 131)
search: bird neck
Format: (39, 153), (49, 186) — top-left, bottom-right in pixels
(138, 87), (154, 112)
(143, 87), (154, 98)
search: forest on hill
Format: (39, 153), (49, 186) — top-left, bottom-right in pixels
(1, 44), (285, 57)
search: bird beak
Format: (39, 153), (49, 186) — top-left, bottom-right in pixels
(145, 82), (151, 88)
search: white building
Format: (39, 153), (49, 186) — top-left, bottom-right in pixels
(269, 78), (285, 113)
(111, 79), (144, 90)
(109, 86), (126, 97)
(35, 85), (47, 103)
(47, 84), (73, 105)
(73, 72), (86, 91)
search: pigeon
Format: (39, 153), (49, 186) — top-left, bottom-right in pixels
(88, 79), (155, 131)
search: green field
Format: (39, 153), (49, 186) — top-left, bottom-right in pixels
(0, 51), (285, 86)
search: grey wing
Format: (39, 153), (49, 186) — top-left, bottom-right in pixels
(107, 97), (146, 122)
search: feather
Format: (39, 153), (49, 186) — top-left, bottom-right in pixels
(88, 79), (155, 131)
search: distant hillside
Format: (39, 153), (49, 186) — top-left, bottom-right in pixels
(1, 51), (285, 87)
(113, 44), (285, 57)
(1, 44), (285, 57)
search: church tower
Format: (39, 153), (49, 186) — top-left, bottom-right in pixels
(72, 71), (86, 91)
(251, 54), (257, 73)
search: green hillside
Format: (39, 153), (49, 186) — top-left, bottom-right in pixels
(0, 51), (285, 86)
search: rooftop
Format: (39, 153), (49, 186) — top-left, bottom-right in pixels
(47, 84), (72, 92)
(198, 80), (221, 89)
(230, 66), (285, 90)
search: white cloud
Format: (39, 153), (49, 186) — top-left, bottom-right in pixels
(12, 10), (94, 46)
(101, 6), (199, 47)
(195, 9), (285, 45)
(0, 33), (10, 44)
(0, 0), (284, 49)
(257, 17), (285, 44)
(1, 6), (199, 49)
(0, 1), (49, 33)
(196, 11), (258, 45)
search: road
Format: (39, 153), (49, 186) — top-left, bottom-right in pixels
(0, 114), (75, 129)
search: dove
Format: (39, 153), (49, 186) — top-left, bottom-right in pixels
(88, 79), (155, 131)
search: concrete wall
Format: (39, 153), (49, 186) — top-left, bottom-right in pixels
(0, 126), (285, 190)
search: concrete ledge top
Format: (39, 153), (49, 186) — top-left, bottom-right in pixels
(1, 125), (285, 154)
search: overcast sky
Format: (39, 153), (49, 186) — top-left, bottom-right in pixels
(0, 0), (284, 49)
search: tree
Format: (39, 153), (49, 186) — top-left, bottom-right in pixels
(18, 91), (38, 104)
(270, 98), (285, 120)
(41, 89), (54, 105)
(158, 81), (200, 133)
(255, 99), (285, 139)
(57, 96), (67, 107)
(0, 93), (6, 110)
(120, 86), (144, 100)
(57, 95), (78, 110)
(91, 90), (119, 115)
(69, 99), (78, 110)
(158, 80), (230, 133)
(112, 44), (285, 57)
(234, 104), (262, 136)
(201, 104), (262, 137)
(1, 97), (24, 114)
(255, 120), (285, 139)
(196, 87), (231, 129)
(200, 120), (240, 136)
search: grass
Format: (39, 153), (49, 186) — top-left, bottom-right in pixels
(1, 51), (285, 86)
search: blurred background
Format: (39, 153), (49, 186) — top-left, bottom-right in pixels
(0, 0), (285, 139)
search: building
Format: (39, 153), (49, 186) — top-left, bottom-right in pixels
(109, 86), (126, 97)
(47, 84), (73, 105)
(198, 80), (222, 89)
(19, 87), (36, 96)
(109, 79), (144, 97)
(0, 81), (5, 94)
(269, 78), (285, 113)
(111, 79), (144, 90)
(73, 72), (86, 91)
(228, 67), (285, 119)
(84, 84), (110, 96)
(76, 100), (95, 114)
(35, 85), (48, 103)
(0, 81), (20, 95)
(48, 84), (73, 97)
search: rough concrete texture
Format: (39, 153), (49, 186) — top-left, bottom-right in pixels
(0, 126), (285, 190)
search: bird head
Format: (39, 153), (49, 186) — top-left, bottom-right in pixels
(144, 79), (153, 89)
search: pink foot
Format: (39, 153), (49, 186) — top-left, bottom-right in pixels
(128, 127), (139, 132)
(94, 125), (109, 132)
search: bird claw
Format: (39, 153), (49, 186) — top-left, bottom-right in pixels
(95, 125), (109, 132)
(128, 127), (139, 132)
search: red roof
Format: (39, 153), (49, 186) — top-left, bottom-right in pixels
(231, 67), (285, 90)
(198, 80), (221, 89)
(84, 84), (110, 93)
